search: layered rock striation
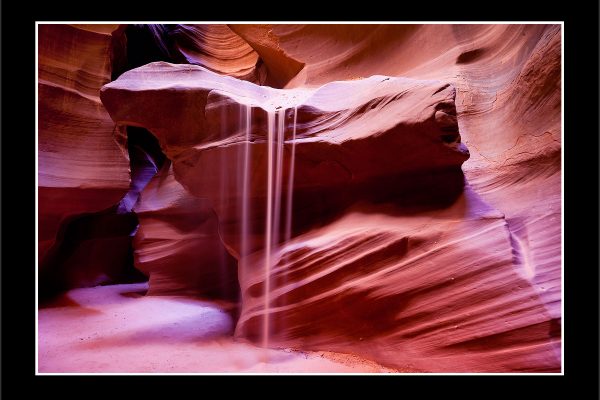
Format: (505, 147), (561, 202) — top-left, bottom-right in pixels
(39, 23), (561, 372)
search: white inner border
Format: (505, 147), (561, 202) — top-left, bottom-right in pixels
(35, 21), (565, 376)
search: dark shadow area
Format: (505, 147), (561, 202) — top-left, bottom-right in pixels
(456, 48), (486, 64)
(118, 126), (168, 213)
(39, 26), (178, 301)
(38, 206), (143, 301)
(119, 289), (148, 299)
(39, 127), (168, 302)
(113, 24), (185, 80)
(280, 167), (466, 244)
(112, 24), (269, 85)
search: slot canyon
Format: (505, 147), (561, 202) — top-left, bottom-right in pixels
(37, 23), (561, 373)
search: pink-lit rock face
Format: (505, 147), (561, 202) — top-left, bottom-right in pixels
(119, 24), (299, 86)
(235, 190), (560, 372)
(98, 24), (560, 372)
(38, 24), (130, 258)
(133, 163), (238, 299)
(40, 23), (561, 373)
(38, 24), (134, 293)
(228, 24), (305, 87)
(169, 25), (266, 83)
(101, 62), (470, 255)
(220, 24), (561, 372)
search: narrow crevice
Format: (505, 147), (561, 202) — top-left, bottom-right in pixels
(38, 206), (143, 302)
(39, 128), (168, 302)
(113, 24), (268, 85)
(42, 24), (264, 301)
(118, 126), (167, 213)
(40, 27), (172, 301)
(113, 24), (185, 79)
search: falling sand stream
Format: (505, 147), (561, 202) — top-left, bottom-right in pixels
(237, 104), (299, 355)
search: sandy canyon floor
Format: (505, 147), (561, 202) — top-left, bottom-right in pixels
(38, 283), (398, 373)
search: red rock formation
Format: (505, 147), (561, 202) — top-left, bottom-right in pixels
(100, 62), (469, 255)
(235, 189), (560, 372)
(39, 24), (266, 298)
(133, 162), (238, 299)
(117, 24), (304, 87)
(41, 23), (561, 373)
(256, 22), (562, 314)
(170, 24), (266, 83)
(38, 24), (131, 286)
(223, 23), (562, 371)
(228, 24), (305, 87)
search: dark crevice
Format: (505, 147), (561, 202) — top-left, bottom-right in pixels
(118, 126), (167, 213)
(38, 206), (143, 303)
(456, 48), (486, 64)
(39, 127), (168, 302)
(113, 24), (186, 79)
(40, 24), (268, 301)
(40, 28), (172, 301)
(113, 24), (268, 85)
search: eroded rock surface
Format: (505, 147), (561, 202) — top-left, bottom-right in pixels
(38, 24), (135, 294)
(101, 62), (469, 255)
(40, 23), (561, 373)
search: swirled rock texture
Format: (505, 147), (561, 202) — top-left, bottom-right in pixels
(169, 24), (265, 83)
(38, 24), (130, 258)
(133, 162), (239, 299)
(100, 62), (470, 256)
(38, 24), (134, 294)
(221, 23), (561, 371)
(41, 23), (560, 373)
(118, 24), (299, 85)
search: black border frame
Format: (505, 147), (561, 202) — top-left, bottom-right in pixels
(2, 1), (598, 396)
